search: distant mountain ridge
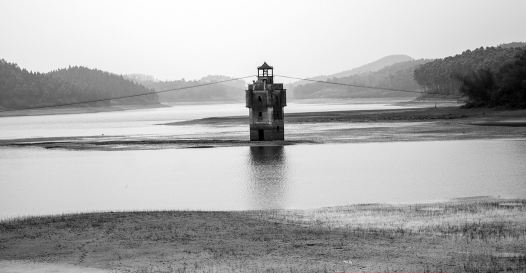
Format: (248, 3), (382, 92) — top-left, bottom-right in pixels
(199, 75), (246, 90)
(293, 59), (430, 99)
(125, 74), (246, 102)
(286, 55), (414, 95)
(328, 55), (415, 78)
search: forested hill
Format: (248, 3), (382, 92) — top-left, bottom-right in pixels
(49, 67), (158, 105)
(0, 60), (159, 110)
(293, 59), (430, 99)
(414, 42), (526, 96)
(497, 42), (526, 49)
(125, 74), (245, 102)
(286, 55), (414, 94)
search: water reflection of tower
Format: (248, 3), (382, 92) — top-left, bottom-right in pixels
(246, 146), (289, 209)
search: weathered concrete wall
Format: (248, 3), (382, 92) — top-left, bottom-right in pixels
(251, 108), (270, 123)
(245, 90), (253, 107)
(251, 90), (268, 110)
(249, 123), (284, 141)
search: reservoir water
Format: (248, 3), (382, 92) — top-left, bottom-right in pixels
(1, 140), (525, 219)
(1, 101), (525, 219)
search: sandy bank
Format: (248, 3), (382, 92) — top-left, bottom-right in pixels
(1, 106), (525, 151)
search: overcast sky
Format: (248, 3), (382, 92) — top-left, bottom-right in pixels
(1, 0), (525, 83)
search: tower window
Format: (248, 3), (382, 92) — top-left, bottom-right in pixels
(258, 112), (262, 118)
(258, 96), (261, 102)
(277, 126), (280, 132)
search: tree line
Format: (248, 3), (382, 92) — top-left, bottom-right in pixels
(293, 59), (430, 99)
(413, 43), (526, 96)
(50, 66), (158, 105)
(452, 47), (526, 108)
(0, 60), (159, 110)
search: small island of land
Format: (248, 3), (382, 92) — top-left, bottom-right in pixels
(2, 102), (526, 151)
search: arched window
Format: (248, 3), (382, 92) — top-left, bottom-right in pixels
(277, 126), (280, 131)
(258, 112), (262, 118)
(258, 96), (261, 102)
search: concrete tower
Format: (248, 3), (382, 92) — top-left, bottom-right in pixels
(246, 62), (287, 141)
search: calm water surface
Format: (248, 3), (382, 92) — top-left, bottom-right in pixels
(1, 140), (525, 218)
(0, 101), (407, 139)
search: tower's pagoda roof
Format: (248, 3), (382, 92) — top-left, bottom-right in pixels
(257, 62), (273, 69)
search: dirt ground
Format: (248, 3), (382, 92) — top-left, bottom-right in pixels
(2, 105), (526, 150)
(0, 260), (110, 273)
(0, 198), (525, 272)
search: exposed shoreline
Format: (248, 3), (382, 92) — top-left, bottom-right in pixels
(0, 103), (170, 117)
(2, 105), (526, 150)
(2, 104), (526, 272)
(1, 197), (525, 272)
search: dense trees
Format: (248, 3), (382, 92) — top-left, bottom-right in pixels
(1, 60), (103, 109)
(452, 69), (494, 105)
(414, 43), (526, 96)
(493, 49), (526, 107)
(453, 48), (526, 108)
(293, 59), (430, 99)
(50, 66), (158, 105)
(0, 60), (158, 110)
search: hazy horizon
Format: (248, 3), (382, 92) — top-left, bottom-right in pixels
(2, 0), (525, 83)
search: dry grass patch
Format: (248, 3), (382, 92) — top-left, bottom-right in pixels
(1, 199), (525, 272)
